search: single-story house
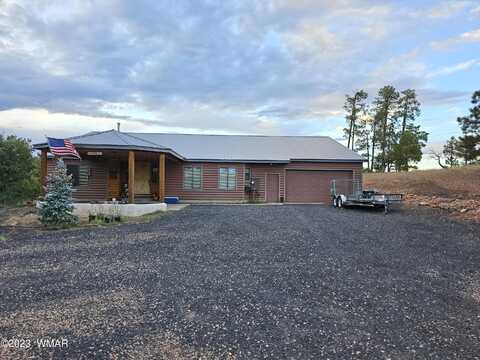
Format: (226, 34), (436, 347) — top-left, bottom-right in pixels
(34, 130), (364, 204)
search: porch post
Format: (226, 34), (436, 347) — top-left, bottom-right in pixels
(158, 153), (165, 202)
(40, 149), (47, 196)
(128, 151), (135, 203)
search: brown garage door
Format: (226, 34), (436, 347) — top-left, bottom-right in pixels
(286, 170), (353, 203)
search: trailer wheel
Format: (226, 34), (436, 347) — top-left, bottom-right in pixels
(337, 196), (343, 208)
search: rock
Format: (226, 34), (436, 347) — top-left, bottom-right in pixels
(460, 208), (468, 213)
(419, 202), (429, 206)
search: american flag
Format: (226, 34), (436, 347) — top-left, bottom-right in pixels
(47, 137), (81, 159)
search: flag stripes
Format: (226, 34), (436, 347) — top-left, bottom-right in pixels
(47, 137), (81, 159)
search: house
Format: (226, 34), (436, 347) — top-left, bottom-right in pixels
(34, 130), (364, 204)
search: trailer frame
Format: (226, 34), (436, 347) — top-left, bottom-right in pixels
(330, 179), (403, 214)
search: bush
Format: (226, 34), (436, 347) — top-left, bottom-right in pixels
(39, 159), (78, 227)
(0, 135), (40, 205)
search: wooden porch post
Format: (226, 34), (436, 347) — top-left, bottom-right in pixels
(158, 153), (165, 202)
(40, 149), (47, 196)
(128, 151), (135, 203)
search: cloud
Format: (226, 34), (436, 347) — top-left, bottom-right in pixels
(417, 88), (470, 106)
(430, 28), (480, 50)
(0, 0), (476, 144)
(425, 1), (472, 19)
(427, 59), (479, 78)
(471, 4), (480, 16)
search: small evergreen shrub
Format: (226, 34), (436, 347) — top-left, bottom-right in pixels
(39, 159), (78, 227)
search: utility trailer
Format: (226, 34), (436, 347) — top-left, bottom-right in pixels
(330, 179), (403, 214)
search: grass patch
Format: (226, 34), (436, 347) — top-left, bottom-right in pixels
(0, 235), (7, 241)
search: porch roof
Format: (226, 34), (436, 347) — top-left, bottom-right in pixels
(34, 129), (365, 163)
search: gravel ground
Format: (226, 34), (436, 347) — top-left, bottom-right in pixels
(1, 205), (480, 359)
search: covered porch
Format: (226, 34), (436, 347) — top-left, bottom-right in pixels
(40, 148), (174, 204)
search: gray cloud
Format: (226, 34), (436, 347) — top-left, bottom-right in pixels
(0, 0), (477, 136)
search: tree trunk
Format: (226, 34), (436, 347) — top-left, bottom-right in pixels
(371, 123), (376, 171)
(351, 124), (355, 150)
(347, 117), (353, 149)
(347, 98), (357, 149)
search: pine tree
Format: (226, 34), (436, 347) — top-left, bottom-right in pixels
(39, 159), (78, 227)
(455, 135), (479, 165)
(443, 137), (459, 167)
(457, 90), (480, 136)
(397, 89), (421, 135)
(343, 90), (368, 150)
(355, 114), (373, 171)
(456, 90), (480, 162)
(390, 131), (423, 171)
(371, 85), (400, 171)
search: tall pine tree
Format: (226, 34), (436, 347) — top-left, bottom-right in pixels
(343, 90), (368, 150)
(371, 85), (399, 171)
(397, 89), (421, 135)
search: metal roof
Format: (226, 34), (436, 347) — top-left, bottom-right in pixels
(34, 129), (365, 163)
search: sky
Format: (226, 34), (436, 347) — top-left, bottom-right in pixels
(0, 0), (479, 168)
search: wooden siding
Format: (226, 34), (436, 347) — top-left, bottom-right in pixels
(47, 158), (108, 202)
(165, 161), (245, 201)
(249, 164), (286, 201)
(46, 156), (363, 203)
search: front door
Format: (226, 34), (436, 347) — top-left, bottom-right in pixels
(134, 161), (151, 195)
(266, 174), (280, 202)
(107, 162), (121, 199)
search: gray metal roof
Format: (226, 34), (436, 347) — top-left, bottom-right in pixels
(34, 129), (364, 163)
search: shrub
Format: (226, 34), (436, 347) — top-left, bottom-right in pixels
(0, 135), (40, 205)
(39, 159), (78, 227)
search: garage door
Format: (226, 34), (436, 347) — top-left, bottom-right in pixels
(285, 170), (353, 203)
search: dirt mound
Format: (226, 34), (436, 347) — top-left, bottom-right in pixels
(365, 165), (480, 223)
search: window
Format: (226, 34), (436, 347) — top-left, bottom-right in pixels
(66, 164), (80, 186)
(245, 168), (251, 183)
(79, 165), (90, 185)
(183, 166), (202, 189)
(219, 167), (236, 190)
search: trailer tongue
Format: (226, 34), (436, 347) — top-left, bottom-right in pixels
(330, 179), (403, 214)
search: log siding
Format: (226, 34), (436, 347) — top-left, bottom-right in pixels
(45, 156), (363, 203)
(47, 158), (108, 202)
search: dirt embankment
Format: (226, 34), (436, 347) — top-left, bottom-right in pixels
(364, 165), (480, 222)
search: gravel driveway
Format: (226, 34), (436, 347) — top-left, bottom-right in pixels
(1, 205), (480, 359)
